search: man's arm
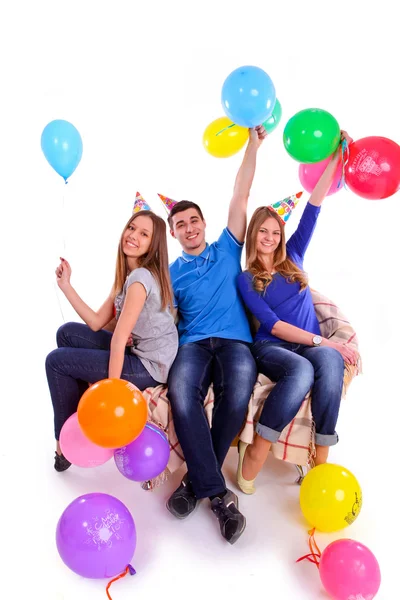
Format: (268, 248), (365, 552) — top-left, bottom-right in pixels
(227, 125), (267, 243)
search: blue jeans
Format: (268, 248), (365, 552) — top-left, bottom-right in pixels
(252, 341), (344, 446)
(46, 322), (160, 440)
(167, 338), (257, 499)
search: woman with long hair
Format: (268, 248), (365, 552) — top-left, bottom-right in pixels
(46, 203), (178, 471)
(236, 131), (359, 494)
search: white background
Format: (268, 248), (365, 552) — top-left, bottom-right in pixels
(0, 1), (398, 598)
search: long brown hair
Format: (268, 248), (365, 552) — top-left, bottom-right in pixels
(245, 207), (308, 293)
(112, 211), (173, 309)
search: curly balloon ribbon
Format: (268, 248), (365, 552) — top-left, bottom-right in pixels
(338, 139), (350, 190)
(106, 564), (136, 599)
(296, 528), (322, 568)
(215, 123), (236, 137)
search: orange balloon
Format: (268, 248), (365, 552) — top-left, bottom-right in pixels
(77, 379), (148, 448)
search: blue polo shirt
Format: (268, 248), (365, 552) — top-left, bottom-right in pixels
(170, 228), (252, 346)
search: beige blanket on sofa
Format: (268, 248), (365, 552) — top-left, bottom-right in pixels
(139, 289), (361, 483)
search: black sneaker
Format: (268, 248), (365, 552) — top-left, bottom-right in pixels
(54, 452), (72, 472)
(166, 474), (198, 519)
(210, 490), (246, 544)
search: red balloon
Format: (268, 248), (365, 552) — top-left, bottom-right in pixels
(345, 136), (400, 200)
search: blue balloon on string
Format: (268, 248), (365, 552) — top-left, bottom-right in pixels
(221, 66), (276, 128)
(41, 120), (83, 182)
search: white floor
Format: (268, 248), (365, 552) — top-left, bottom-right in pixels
(2, 2), (399, 598)
(1, 356), (395, 600)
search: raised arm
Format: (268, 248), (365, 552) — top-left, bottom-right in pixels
(56, 257), (114, 331)
(287, 131), (353, 260)
(227, 125), (267, 242)
(308, 131), (353, 207)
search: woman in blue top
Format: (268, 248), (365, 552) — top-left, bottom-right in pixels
(236, 131), (359, 494)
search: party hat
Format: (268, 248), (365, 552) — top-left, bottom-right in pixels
(158, 193), (178, 214)
(133, 191), (152, 213)
(269, 192), (303, 225)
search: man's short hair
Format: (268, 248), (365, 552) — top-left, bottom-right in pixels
(168, 200), (204, 228)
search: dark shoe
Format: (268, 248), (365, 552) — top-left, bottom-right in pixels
(166, 474), (198, 519)
(54, 452), (72, 472)
(211, 489), (246, 544)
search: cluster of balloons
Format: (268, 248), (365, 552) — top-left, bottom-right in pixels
(283, 107), (400, 200)
(203, 66), (282, 158)
(299, 463), (381, 599)
(57, 379), (170, 584)
(42, 99), (400, 202)
(60, 378), (170, 481)
(41, 119), (83, 182)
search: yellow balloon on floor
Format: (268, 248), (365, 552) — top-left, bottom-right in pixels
(299, 464), (362, 532)
(203, 116), (249, 158)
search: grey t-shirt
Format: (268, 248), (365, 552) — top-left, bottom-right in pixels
(114, 268), (178, 384)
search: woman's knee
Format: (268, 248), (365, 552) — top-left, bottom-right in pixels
(314, 347), (345, 378)
(56, 322), (79, 348)
(293, 360), (314, 393)
(45, 348), (62, 372)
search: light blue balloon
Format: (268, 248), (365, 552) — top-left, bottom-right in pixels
(41, 120), (83, 182)
(221, 66), (276, 128)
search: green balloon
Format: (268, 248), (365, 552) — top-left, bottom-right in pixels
(262, 98), (282, 134)
(283, 108), (341, 163)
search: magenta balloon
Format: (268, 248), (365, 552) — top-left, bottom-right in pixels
(319, 539), (381, 600)
(56, 493), (136, 579)
(299, 157), (344, 196)
(114, 423), (170, 481)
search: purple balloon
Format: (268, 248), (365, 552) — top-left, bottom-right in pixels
(56, 493), (136, 579)
(114, 423), (170, 481)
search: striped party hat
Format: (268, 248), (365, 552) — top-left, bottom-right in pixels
(269, 192), (303, 225)
(133, 191), (152, 213)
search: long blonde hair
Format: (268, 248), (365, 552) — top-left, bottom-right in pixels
(245, 207), (308, 293)
(112, 211), (173, 309)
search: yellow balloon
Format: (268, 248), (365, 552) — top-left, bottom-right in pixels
(203, 117), (249, 158)
(299, 464), (362, 532)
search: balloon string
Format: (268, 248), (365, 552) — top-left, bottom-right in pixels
(54, 282), (66, 324)
(61, 186), (67, 255)
(215, 123), (236, 136)
(106, 565), (136, 599)
(296, 528), (321, 569)
(338, 139), (349, 190)
(54, 183), (68, 324)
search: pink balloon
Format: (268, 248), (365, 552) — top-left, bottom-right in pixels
(299, 157), (344, 196)
(60, 413), (114, 468)
(319, 539), (381, 600)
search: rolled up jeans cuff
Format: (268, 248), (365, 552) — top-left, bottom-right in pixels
(315, 432), (339, 447)
(255, 422), (281, 443)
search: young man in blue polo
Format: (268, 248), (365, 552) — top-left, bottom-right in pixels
(159, 126), (266, 544)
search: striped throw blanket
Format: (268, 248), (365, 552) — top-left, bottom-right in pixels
(139, 289), (361, 486)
